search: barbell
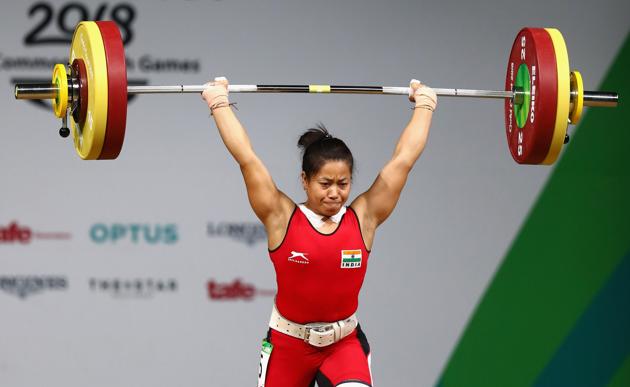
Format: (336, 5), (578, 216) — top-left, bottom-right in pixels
(14, 21), (619, 164)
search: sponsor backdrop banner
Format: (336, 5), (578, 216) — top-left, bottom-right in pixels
(1, 1), (628, 386)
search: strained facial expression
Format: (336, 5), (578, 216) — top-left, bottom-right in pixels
(302, 160), (352, 216)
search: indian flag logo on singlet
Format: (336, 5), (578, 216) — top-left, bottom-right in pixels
(341, 250), (362, 269)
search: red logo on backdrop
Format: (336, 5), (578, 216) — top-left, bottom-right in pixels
(0, 221), (71, 244)
(207, 279), (275, 301)
(0, 222), (31, 243)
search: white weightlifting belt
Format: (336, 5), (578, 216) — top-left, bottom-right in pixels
(269, 304), (358, 347)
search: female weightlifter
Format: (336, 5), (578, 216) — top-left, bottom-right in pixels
(202, 77), (436, 387)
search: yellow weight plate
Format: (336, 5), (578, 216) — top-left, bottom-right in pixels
(542, 28), (570, 165)
(69, 21), (108, 160)
(52, 64), (68, 118)
(569, 70), (584, 124)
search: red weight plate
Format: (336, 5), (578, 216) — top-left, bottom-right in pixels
(505, 28), (558, 164)
(71, 58), (88, 126)
(96, 21), (127, 160)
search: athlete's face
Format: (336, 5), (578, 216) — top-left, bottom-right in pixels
(302, 160), (352, 217)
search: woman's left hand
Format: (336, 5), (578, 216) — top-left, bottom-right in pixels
(202, 76), (229, 109)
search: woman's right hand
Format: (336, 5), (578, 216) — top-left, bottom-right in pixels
(409, 79), (437, 112)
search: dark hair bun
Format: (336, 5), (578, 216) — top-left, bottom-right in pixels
(297, 123), (331, 152)
(297, 123), (354, 179)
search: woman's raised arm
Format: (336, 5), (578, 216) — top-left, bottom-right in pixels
(202, 78), (294, 245)
(351, 80), (437, 245)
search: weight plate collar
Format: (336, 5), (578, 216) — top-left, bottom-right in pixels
(52, 64), (68, 118)
(569, 71), (584, 125)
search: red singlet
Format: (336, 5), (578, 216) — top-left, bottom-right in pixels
(262, 205), (373, 387)
(269, 205), (370, 323)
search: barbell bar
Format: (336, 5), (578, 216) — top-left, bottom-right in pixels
(15, 83), (618, 106)
(12, 21), (619, 164)
(16, 83), (619, 105)
(16, 83), (517, 99)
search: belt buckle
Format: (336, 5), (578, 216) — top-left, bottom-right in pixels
(304, 324), (334, 346)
